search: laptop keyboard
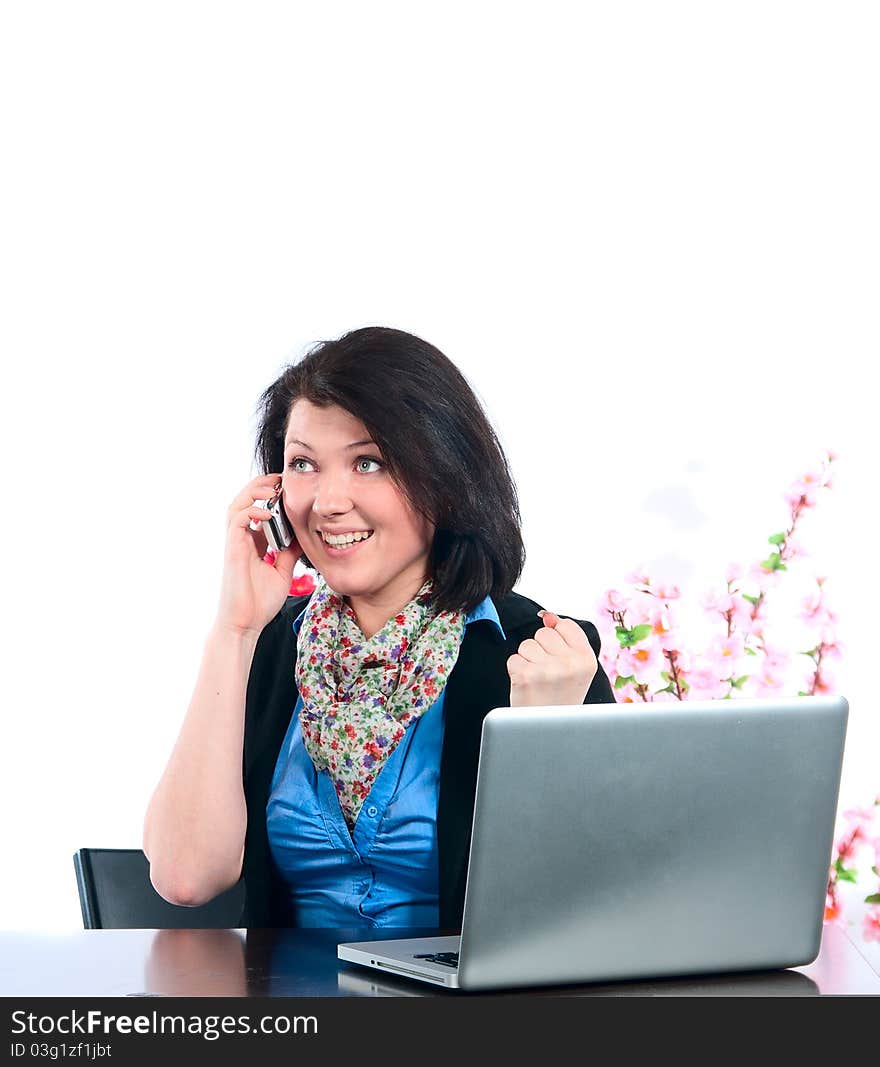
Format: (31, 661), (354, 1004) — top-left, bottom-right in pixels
(413, 951), (459, 969)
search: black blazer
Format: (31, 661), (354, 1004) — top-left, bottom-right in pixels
(239, 587), (616, 928)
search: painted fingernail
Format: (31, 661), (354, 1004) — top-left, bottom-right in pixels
(537, 610), (546, 617)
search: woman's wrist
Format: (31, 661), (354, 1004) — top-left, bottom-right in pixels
(209, 619), (263, 649)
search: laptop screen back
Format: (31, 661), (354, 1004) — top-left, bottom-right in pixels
(457, 695), (847, 990)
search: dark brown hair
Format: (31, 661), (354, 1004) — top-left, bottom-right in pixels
(252, 326), (526, 615)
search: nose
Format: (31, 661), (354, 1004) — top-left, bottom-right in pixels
(311, 479), (354, 520)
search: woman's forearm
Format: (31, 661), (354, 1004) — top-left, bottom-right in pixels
(143, 622), (261, 906)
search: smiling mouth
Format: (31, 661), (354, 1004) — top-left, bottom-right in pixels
(319, 530), (375, 553)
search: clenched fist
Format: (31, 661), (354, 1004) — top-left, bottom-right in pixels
(507, 610), (599, 708)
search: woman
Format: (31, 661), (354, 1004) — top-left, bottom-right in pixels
(143, 326), (615, 929)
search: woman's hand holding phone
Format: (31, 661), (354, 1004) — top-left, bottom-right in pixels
(215, 473), (301, 637)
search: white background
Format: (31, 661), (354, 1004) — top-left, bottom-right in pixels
(0, 2), (876, 930)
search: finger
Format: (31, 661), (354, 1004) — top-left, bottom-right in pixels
(227, 474), (285, 517)
(506, 652), (555, 690)
(506, 652), (531, 681)
(270, 542), (299, 585)
(233, 505), (270, 554)
(239, 504), (274, 531)
(540, 614), (590, 650)
(513, 637), (551, 664)
(532, 625), (569, 655)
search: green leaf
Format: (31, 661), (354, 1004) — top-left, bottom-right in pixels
(797, 690), (810, 697)
(872, 866), (879, 877)
(654, 685), (674, 695)
(834, 856), (859, 883)
(742, 594), (760, 606)
(758, 551), (789, 573)
(744, 647), (758, 656)
(731, 675), (749, 689)
(614, 674), (635, 690)
(616, 623), (653, 647)
(864, 893), (880, 904)
(768, 533), (786, 545)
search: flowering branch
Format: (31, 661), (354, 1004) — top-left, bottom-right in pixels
(595, 451), (879, 935)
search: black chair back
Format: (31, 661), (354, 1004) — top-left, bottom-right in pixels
(73, 848), (246, 929)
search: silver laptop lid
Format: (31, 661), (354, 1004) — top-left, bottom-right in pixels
(457, 695), (848, 990)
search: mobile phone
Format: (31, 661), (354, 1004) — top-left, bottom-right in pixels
(253, 484), (296, 552)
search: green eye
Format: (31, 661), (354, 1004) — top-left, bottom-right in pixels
(286, 456), (384, 473)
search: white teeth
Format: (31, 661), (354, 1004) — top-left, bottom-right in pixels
(323, 530), (374, 546)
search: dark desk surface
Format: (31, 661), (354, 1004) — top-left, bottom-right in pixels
(2, 924), (879, 996)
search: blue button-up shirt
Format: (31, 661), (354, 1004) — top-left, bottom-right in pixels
(266, 594), (506, 928)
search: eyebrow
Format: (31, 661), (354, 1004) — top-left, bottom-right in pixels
(284, 438), (377, 452)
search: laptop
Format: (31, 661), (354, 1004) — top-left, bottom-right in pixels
(338, 695), (848, 991)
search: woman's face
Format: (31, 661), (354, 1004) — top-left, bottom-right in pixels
(281, 399), (436, 609)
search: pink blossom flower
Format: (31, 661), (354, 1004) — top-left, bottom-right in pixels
(752, 647), (789, 691)
(811, 669), (837, 695)
(834, 824), (865, 862)
(703, 633), (746, 675)
(635, 600), (679, 646)
(672, 648), (695, 673)
(658, 630), (685, 655)
(729, 597), (755, 627)
(842, 806), (877, 833)
(725, 562), (745, 583)
(750, 676), (785, 697)
(599, 588), (631, 615)
(652, 581), (681, 601)
(627, 589), (662, 626)
(824, 889), (846, 928)
(784, 533), (809, 561)
(748, 561), (783, 590)
(685, 667), (729, 700)
(793, 469), (825, 494)
(624, 565), (652, 587)
(814, 613), (839, 645)
(785, 469), (826, 509)
(862, 908), (880, 943)
(655, 625), (684, 655)
(702, 589), (736, 616)
(821, 640), (843, 662)
(617, 642), (664, 685)
(800, 590), (824, 622)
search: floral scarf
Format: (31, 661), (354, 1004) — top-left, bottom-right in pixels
(294, 575), (466, 830)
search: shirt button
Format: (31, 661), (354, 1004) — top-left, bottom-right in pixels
(366, 805), (378, 818)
